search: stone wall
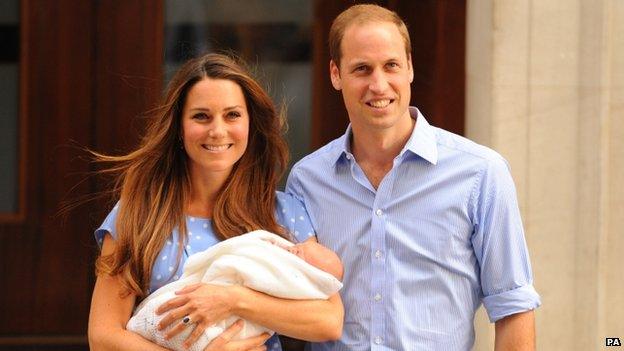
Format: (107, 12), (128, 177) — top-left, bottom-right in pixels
(466, 0), (624, 349)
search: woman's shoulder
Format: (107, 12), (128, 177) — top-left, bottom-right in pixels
(274, 191), (305, 213)
(274, 191), (315, 242)
(94, 201), (121, 247)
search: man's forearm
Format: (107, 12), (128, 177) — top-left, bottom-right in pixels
(494, 310), (536, 351)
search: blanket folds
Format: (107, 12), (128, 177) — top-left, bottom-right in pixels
(127, 230), (343, 351)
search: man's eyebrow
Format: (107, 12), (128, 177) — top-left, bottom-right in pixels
(347, 60), (368, 68)
(343, 61), (369, 72)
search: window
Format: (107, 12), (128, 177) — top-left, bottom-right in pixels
(164, 0), (312, 176)
(0, 1), (19, 213)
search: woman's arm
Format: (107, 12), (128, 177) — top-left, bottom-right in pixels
(228, 236), (343, 340)
(157, 276), (344, 346)
(88, 234), (169, 351)
(89, 234), (270, 351)
(233, 286), (344, 341)
(158, 284), (343, 346)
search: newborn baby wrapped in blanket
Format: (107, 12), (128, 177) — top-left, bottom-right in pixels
(127, 230), (343, 351)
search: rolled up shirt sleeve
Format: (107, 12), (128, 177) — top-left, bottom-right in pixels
(470, 156), (541, 322)
(483, 284), (541, 322)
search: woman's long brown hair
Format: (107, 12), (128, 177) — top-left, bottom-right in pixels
(94, 53), (289, 298)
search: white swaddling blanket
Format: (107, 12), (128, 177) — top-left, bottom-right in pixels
(127, 230), (343, 351)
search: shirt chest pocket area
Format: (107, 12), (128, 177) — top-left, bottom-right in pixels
(390, 211), (472, 262)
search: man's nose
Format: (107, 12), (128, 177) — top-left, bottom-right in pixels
(368, 70), (389, 94)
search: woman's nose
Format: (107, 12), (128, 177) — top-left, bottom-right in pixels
(207, 117), (226, 138)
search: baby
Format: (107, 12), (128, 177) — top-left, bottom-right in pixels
(127, 231), (343, 351)
(262, 236), (343, 280)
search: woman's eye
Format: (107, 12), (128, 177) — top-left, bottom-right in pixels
(192, 113), (208, 120)
(227, 111), (242, 119)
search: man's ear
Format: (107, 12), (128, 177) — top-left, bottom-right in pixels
(407, 53), (414, 83)
(329, 60), (342, 90)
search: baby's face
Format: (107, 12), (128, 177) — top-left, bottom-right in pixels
(262, 237), (314, 261)
(263, 237), (342, 280)
(287, 242), (333, 270)
(261, 237), (307, 258)
(286, 242), (310, 260)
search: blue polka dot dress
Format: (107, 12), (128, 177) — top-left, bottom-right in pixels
(94, 191), (316, 350)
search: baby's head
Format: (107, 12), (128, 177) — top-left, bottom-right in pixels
(287, 241), (343, 281)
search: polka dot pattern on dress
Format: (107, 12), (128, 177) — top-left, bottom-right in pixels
(94, 192), (313, 311)
(273, 192), (316, 244)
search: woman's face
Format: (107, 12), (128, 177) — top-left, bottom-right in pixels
(181, 78), (250, 179)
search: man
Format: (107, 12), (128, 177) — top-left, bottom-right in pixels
(287, 4), (540, 350)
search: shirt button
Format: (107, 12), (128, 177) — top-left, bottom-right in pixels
(375, 250), (382, 258)
(346, 154), (352, 160)
(375, 209), (383, 216)
(374, 336), (383, 344)
(374, 293), (382, 301)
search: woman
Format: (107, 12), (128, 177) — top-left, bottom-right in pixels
(88, 53), (343, 351)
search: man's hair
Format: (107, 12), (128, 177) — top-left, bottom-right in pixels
(329, 4), (411, 67)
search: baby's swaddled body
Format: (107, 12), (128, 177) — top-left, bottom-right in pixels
(127, 230), (343, 351)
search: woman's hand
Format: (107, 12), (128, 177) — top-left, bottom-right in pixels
(204, 320), (271, 351)
(156, 283), (237, 346)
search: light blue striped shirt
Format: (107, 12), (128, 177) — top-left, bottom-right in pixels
(287, 107), (540, 351)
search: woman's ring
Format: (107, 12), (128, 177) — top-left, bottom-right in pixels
(182, 316), (192, 325)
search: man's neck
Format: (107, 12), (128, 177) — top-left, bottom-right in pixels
(350, 116), (415, 189)
(351, 117), (415, 167)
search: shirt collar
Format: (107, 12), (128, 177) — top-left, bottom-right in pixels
(332, 106), (438, 165)
(330, 125), (353, 165)
(401, 107), (438, 165)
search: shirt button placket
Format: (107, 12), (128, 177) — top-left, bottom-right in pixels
(371, 202), (386, 350)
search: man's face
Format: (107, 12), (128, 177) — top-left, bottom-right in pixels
(330, 21), (413, 133)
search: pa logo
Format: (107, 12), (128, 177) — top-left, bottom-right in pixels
(606, 337), (622, 347)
